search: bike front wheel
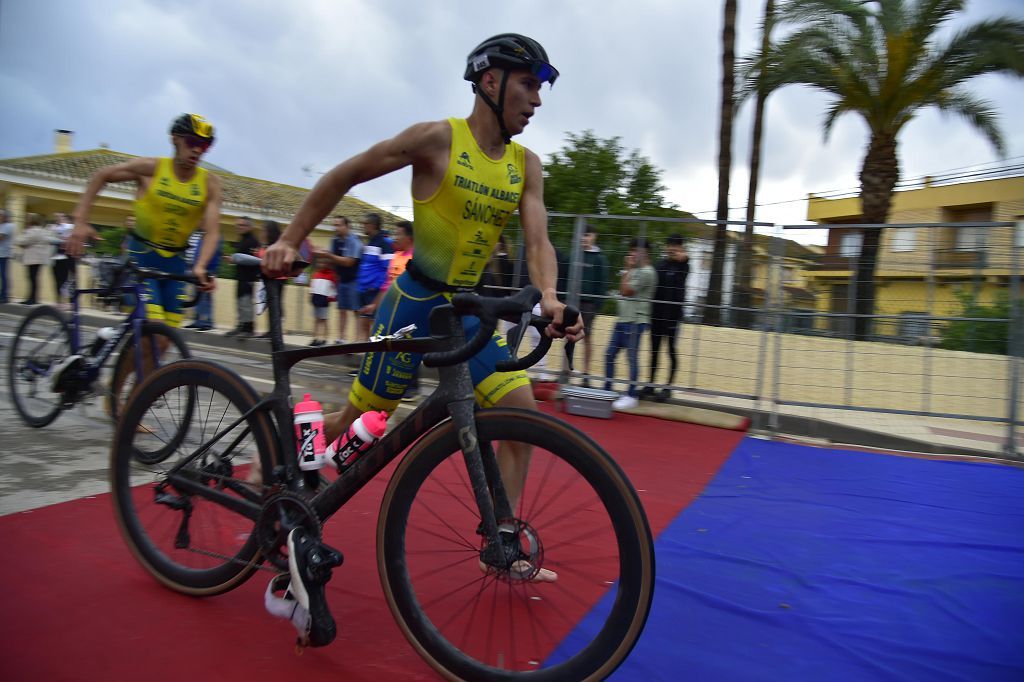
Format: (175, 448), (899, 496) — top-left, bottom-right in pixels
(8, 305), (72, 427)
(378, 408), (655, 681)
(111, 359), (279, 596)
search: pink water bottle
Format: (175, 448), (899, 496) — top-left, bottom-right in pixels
(328, 410), (388, 471)
(293, 394), (327, 471)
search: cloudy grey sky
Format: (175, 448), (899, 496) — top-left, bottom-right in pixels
(1, 0), (1022, 244)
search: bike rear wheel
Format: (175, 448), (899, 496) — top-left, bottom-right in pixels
(107, 320), (191, 423)
(378, 408), (655, 681)
(8, 305), (72, 427)
(111, 359), (279, 595)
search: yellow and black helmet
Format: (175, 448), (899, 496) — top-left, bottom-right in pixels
(169, 113), (215, 143)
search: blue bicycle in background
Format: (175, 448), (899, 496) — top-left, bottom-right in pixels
(7, 256), (199, 428)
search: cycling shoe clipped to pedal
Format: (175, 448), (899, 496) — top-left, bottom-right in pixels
(264, 573), (311, 642)
(49, 354), (85, 393)
(286, 527), (344, 648)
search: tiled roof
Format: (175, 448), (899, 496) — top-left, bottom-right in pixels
(0, 148), (396, 222)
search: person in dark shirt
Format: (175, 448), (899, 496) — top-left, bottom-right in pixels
(578, 224), (609, 387)
(317, 215), (363, 343)
(227, 216), (261, 337)
(641, 234), (689, 402)
(478, 234), (513, 298)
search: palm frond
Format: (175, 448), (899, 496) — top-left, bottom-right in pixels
(931, 89), (1006, 156)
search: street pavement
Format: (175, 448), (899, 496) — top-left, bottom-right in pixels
(0, 308), (395, 515)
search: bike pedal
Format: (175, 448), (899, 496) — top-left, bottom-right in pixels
(306, 545), (344, 583)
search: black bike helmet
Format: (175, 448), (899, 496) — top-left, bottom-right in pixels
(464, 34), (557, 143)
(464, 33), (558, 86)
(169, 113), (215, 144)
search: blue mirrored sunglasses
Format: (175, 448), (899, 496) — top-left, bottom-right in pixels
(531, 61), (559, 86)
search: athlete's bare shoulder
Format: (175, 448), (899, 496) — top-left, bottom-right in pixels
(391, 119), (452, 162)
(94, 156), (158, 186)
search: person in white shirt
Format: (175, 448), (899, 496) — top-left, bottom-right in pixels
(50, 212), (76, 307)
(0, 209), (14, 304)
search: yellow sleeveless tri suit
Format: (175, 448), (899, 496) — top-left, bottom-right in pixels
(349, 118), (531, 413)
(126, 157), (209, 326)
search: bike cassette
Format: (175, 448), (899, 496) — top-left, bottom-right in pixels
(256, 491), (322, 571)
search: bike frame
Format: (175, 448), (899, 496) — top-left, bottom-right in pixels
(67, 278), (153, 383)
(166, 277), (518, 552)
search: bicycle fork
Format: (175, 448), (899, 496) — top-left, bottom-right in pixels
(446, 391), (519, 570)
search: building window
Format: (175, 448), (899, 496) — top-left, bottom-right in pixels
(954, 225), (986, 251)
(839, 231), (862, 257)
(890, 228), (915, 252)
(944, 204), (991, 251)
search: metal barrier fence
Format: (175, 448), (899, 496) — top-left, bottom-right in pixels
(498, 214), (1022, 458)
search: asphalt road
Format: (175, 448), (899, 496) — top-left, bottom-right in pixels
(0, 308), (403, 515)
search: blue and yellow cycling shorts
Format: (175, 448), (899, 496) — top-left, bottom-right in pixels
(348, 271), (531, 414)
(125, 236), (188, 327)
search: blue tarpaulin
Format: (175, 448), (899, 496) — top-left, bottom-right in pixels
(580, 438), (1024, 681)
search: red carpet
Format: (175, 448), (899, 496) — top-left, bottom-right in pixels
(0, 405), (744, 680)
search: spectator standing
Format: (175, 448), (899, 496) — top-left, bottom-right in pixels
(255, 220), (285, 339)
(604, 238), (657, 410)
(354, 212), (392, 341)
(317, 215), (361, 344)
(0, 209), (14, 303)
(308, 253), (337, 346)
(361, 220), (420, 395)
(577, 225), (609, 387)
(50, 212), (76, 308)
(641, 234), (689, 402)
(15, 213), (56, 305)
(478, 234), (512, 298)
(228, 216), (261, 337)
(184, 227), (222, 331)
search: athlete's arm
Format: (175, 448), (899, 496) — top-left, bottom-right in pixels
(192, 172), (222, 291)
(264, 121), (448, 275)
(520, 149), (584, 342)
(67, 157), (157, 258)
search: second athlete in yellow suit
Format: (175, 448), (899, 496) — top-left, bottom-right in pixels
(68, 113), (222, 324)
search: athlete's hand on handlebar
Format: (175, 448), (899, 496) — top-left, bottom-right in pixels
(540, 292), (585, 343)
(262, 239), (299, 277)
(65, 220), (100, 259)
(192, 263), (216, 292)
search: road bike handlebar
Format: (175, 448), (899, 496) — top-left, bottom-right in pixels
(231, 253), (576, 372)
(232, 252), (310, 279)
(423, 286), (579, 372)
(100, 256), (204, 308)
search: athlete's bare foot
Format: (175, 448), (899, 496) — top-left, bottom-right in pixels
(246, 456), (263, 486)
(479, 559), (558, 583)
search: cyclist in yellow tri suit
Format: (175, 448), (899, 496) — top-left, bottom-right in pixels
(67, 114), (222, 324)
(264, 36), (583, 569)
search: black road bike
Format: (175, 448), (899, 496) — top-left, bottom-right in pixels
(110, 255), (655, 681)
(8, 257), (198, 427)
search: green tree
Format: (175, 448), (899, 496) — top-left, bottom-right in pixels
(541, 129), (690, 269)
(747, 0), (1024, 340)
(543, 130), (677, 217)
(940, 289), (1010, 355)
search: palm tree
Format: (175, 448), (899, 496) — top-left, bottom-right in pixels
(705, 0), (738, 327)
(736, 0), (776, 330)
(750, 0), (1024, 340)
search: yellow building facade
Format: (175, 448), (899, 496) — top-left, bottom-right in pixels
(0, 143), (402, 304)
(803, 176), (1022, 340)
